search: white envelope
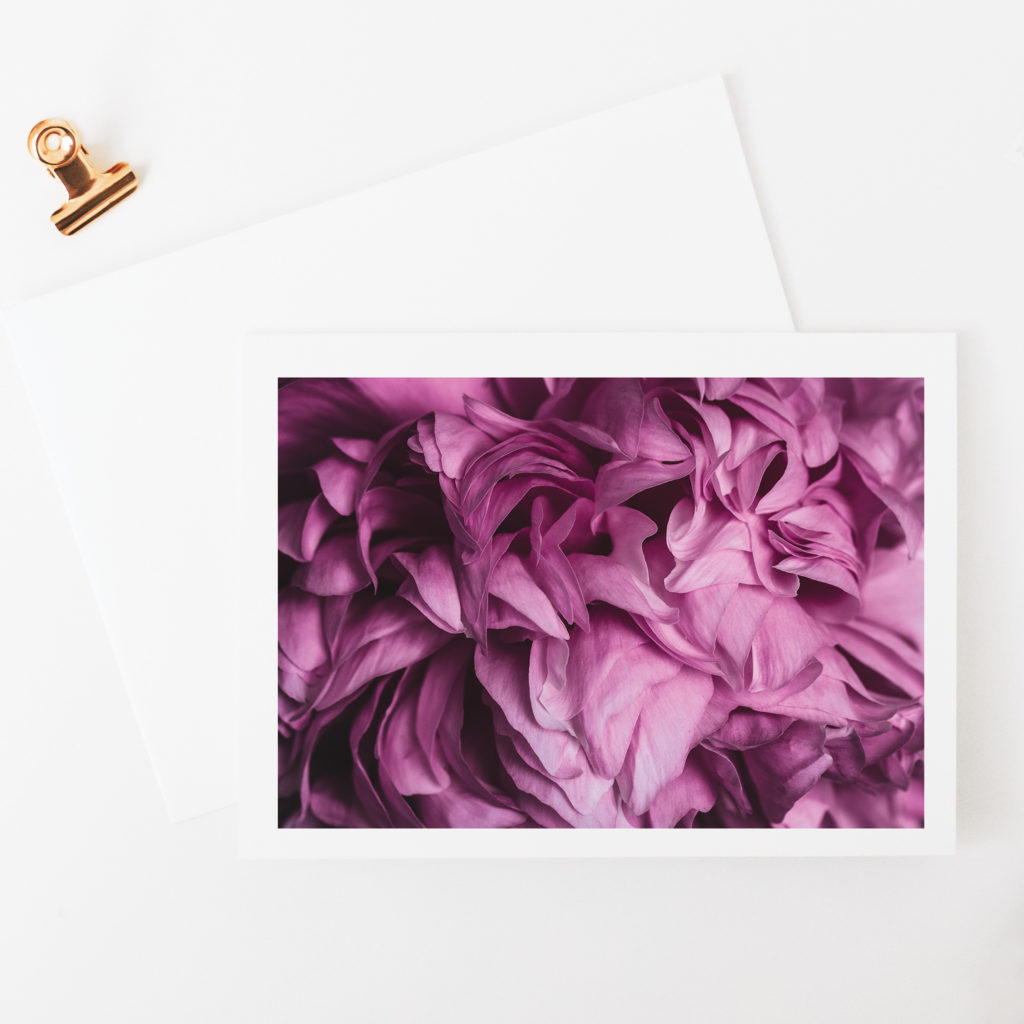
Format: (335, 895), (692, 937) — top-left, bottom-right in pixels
(4, 77), (792, 820)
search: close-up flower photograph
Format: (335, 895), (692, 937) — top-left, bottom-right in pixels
(278, 375), (924, 830)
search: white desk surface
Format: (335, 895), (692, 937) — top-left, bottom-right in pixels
(1, 2), (1022, 1021)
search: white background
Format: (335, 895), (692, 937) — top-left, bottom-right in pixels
(0, 2), (1022, 1022)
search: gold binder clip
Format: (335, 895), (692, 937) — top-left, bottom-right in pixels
(28, 119), (137, 235)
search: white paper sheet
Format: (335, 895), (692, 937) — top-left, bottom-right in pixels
(5, 77), (792, 820)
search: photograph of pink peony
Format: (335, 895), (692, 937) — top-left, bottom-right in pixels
(278, 377), (924, 829)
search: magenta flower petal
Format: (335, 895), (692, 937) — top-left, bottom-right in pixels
(617, 667), (716, 814)
(595, 457), (695, 512)
(312, 598), (449, 713)
(416, 778), (530, 828)
(580, 378), (645, 457)
(415, 412), (493, 479)
(568, 552), (678, 623)
(598, 506), (658, 582)
(712, 708), (793, 750)
(279, 494), (338, 563)
(394, 546), (463, 633)
(355, 486), (446, 585)
(747, 597), (830, 692)
(475, 642), (587, 783)
(636, 397), (692, 462)
(641, 759), (718, 828)
(313, 453), (364, 517)
(291, 534), (369, 596)
(489, 553), (571, 640)
(699, 377), (744, 400)
(278, 589), (328, 672)
(353, 378), (498, 421)
(745, 721), (834, 823)
(375, 644), (469, 796)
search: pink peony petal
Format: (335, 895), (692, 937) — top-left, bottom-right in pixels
(580, 378), (645, 458)
(550, 611), (685, 779)
(376, 644), (469, 796)
(666, 547), (759, 593)
(597, 506), (658, 584)
(417, 412), (493, 479)
(394, 546), (463, 633)
(641, 759), (718, 828)
(699, 377), (744, 400)
(617, 667), (716, 814)
(312, 598), (449, 712)
(745, 721), (834, 823)
(462, 395), (535, 441)
(353, 378), (498, 421)
(569, 552), (678, 623)
(278, 588), (328, 672)
(594, 457), (695, 512)
(313, 454), (364, 517)
(712, 709), (794, 750)
(292, 533), (370, 596)
(476, 643), (582, 780)
(279, 493), (338, 562)
(356, 486), (445, 585)
(491, 731), (619, 826)
(801, 397), (842, 467)
(637, 396), (692, 462)
(489, 552), (570, 639)
(748, 596), (831, 692)
(331, 436), (376, 462)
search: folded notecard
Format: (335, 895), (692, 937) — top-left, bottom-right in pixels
(5, 78), (792, 820)
(241, 332), (955, 856)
